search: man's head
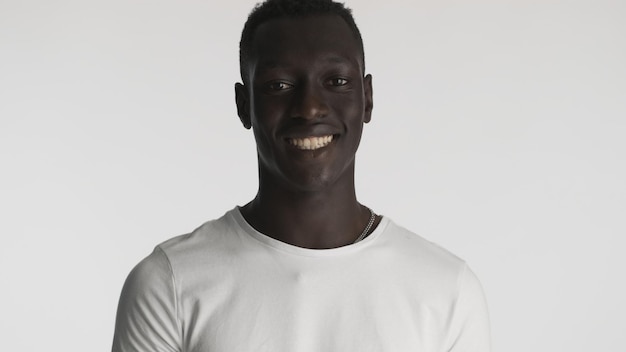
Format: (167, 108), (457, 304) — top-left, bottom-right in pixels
(239, 0), (365, 85)
(235, 0), (372, 193)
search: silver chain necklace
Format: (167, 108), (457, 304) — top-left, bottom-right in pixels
(353, 207), (376, 244)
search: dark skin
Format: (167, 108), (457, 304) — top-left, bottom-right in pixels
(235, 15), (379, 249)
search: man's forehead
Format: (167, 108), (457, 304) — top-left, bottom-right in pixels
(256, 55), (355, 69)
(250, 52), (363, 81)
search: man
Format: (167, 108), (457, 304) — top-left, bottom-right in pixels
(112, 0), (491, 351)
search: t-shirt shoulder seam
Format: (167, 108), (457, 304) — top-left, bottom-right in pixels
(154, 245), (183, 341)
(444, 261), (469, 350)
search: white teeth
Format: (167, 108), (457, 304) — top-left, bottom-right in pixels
(288, 135), (333, 150)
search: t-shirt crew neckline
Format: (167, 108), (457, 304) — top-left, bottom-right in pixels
(230, 206), (390, 257)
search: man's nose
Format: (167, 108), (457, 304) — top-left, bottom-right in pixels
(290, 84), (329, 120)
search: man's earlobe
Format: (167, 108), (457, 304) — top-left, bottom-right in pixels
(363, 74), (374, 124)
(235, 83), (252, 129)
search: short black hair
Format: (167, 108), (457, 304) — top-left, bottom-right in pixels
(239, 0), (365, 84)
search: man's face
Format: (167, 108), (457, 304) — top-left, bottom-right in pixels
(236, 15), (373, 193)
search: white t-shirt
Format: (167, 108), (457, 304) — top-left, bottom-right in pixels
(112, 208), (491, 352)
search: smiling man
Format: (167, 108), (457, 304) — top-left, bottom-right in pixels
(112, 0), (491, 351)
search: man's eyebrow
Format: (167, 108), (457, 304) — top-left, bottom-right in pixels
(253, 61), (292, 75)
(254, 56), (360, 78)
(322, 55), (363, 71)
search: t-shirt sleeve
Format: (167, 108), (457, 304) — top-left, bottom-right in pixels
(446, 264), (492, 352)
(112, 247), (181, 352)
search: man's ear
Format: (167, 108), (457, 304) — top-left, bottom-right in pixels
(363, 74), (373, 123)
(235, 82), (251, 129)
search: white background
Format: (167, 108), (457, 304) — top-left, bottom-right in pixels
(1, 0), (624, 350)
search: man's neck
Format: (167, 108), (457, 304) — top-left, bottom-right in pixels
(240, 181), (373, 249)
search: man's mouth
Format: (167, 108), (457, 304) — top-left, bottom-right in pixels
(287, 135), (334, 150)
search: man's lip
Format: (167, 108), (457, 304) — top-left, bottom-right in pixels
(283, 133), (339, 139)
(279, 124), (340, 139)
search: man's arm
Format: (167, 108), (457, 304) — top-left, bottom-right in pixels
(112, 247), (181, 352)
(446, 264), (492, 352)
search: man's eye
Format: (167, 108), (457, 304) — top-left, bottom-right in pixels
(329, 78), (349, 86)
(267, 82), (292, 91)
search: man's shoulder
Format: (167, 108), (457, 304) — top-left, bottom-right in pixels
(155, 207), (241, 263)
(380, 218), (467, 275)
